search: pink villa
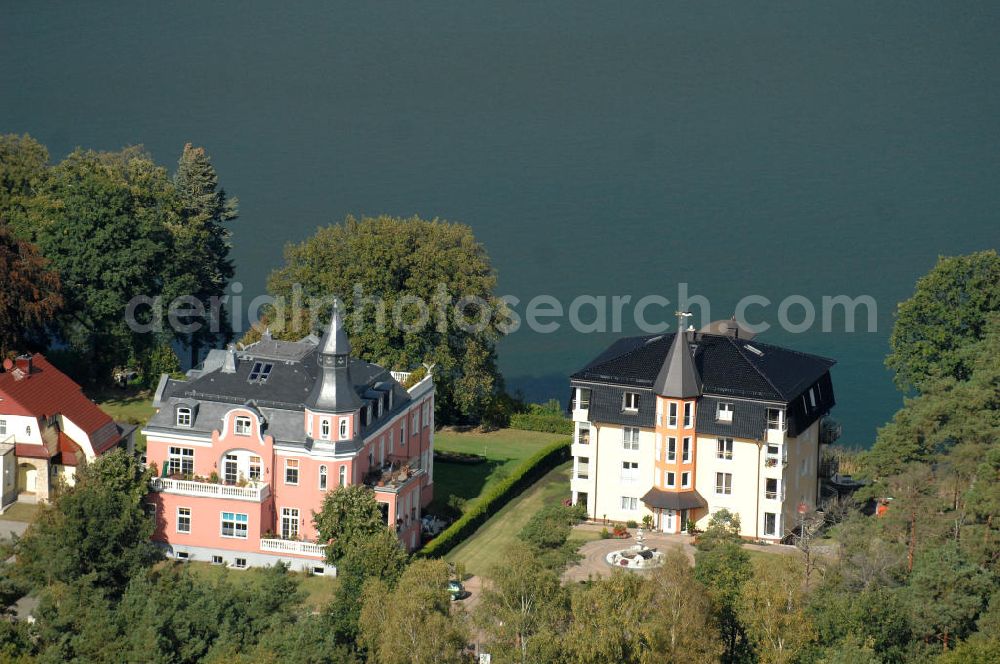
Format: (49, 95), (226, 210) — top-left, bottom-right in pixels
(142, 306), (434, 574)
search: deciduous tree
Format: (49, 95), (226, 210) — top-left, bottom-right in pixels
(313, 484), (387, 563)
(886, 250), (1000, 391)
(256, 214), (508, 424)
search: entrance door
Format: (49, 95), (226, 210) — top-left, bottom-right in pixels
(679, 509), (689, 533)
(17, 464), (36, 493)
(664, 509), (676, 533)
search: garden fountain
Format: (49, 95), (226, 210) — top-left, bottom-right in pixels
(605, 527), (666, 570)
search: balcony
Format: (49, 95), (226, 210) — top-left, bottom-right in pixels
(149, 477), (269, 502)
(576, 464), (590, 480)
(260, 538), (326, 558)
(365, 456), (426, 493)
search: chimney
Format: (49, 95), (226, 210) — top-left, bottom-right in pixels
(222, 345), (238, 374)
(726, 317), (739, 338)
(14, 354), (32, 375)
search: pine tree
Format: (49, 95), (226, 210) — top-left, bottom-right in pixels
(170, 143), (238, 365)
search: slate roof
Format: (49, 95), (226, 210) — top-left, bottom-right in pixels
(640, 487), (707, 511)
(572, 333), (835, 403)
(147, 337), (412, 451)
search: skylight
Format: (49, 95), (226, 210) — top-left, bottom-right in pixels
(745, 345), (764, 356)
(248, 362), (274, 383)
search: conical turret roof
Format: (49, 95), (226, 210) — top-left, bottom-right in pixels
(653, 313), (702, 399)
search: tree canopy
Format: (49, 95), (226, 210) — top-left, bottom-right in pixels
(886, 250), (1000, 391)
(0, 222), (62, 356)
(251, 214), (507, 424)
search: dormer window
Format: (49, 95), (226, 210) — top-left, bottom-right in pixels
(377, 397), (384, 418)
(320, 419), (331, 440)
(339, 418), (348, 440)
(717, 402), (734, 422)
(623, 392), (640, 412)
(176, 407), (192, 427)
(235, 416), (252, 436)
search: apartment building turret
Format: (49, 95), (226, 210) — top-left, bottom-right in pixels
(569, 316), (834, 541)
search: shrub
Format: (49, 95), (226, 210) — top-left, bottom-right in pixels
(626, 519), (638, 529)
(520, 503), (586, 550)
(600, 528), (611, 539)
(510, 412), (573, 436)
(417, 437), (571, 558)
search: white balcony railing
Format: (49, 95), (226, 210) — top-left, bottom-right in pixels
(260, 538), (326, 558)
(150, 477), (269, 502)
(390, 371), (411, 384)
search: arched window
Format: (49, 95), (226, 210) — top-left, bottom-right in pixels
(339, 418), (348, 440)
(338, 465), (346, 487)
(320, 419), (330, 440)
(176, 407), (192, 427)
(318, 465), (328, 490)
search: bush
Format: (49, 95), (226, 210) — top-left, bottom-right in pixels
(417, 437), (571, 558)
(509, 403), (574, 435)
(600, 528), (611, 539)
(626, 519), (638, 529)
(519, 503), (586, 550)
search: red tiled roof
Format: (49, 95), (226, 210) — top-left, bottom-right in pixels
(14, 443), (52, 460)
(58, 431), (82, 466)
(0, 354), (115, 441)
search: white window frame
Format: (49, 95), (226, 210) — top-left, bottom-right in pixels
(766, 408), (785, 431)
(176, 407), (192, 427)
(683, 402), (693, 428)
(668, 402), (678, 427)
(681, 471), (691, 488)
(339, 418), (348, 440)
(621, 461), (639, 482)
(320, 419), (330, 440)
(318, 465), (328, 490)
(622, 427), (639, 451)
(0, 419), (6, 436)
(682, 437), (691, 463)
(666, 471), (676, 488)
(717, 437), (733, 460)
(623, 392), (640, 412)
(620, 496), (638, 511)
(234, 416), (252, 436)
(412, 411), (419, 432)
(764, 512), (778, 536)
(284, 458), (300, 485)
(717, 402), (734, 422)
(715, 472), (732, 495)
(249, 455), (262, 481)
(220, 511), (248, 539)
(167, 447), (194, 476)
(338, 465), (347, 487)
(281, 507), (300, 539)
(176, 507), (191, 534)
(667, 437), (676, 462)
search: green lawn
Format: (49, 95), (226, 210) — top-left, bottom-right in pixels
(430, 428), (567, 516)
(92, 388), (156, 423)
(90, 388), (156, 451)
(0, 502), (40, 523)
(177, 560), (338, 611)
(445, 461), (599, 576)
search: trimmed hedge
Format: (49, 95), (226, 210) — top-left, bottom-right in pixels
(418, 437), (571, 559)
(509, 412), (574, 435)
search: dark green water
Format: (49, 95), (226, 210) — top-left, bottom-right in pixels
(3, 2), (999, 444)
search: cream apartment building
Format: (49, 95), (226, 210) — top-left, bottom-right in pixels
(569, 315), (835, 541)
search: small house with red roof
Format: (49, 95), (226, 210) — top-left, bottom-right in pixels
(0, 354), (136, 508)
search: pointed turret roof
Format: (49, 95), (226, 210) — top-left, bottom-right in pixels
(305, 303), (362, 414)
(653, 313), (702, 399)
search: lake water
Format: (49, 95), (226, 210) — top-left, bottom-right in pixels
(3, 2), (999, 444)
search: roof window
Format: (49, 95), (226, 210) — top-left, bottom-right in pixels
(248, 362), (274, 383)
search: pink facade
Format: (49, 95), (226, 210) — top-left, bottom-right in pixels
(142, 310), (435, 571)
(145, 391), (434, 563)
